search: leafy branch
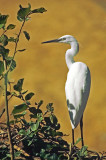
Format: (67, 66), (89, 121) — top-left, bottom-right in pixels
(6, 4), (46, 75)
(0, 3), (46, 160)
(1, 78), (69, 159)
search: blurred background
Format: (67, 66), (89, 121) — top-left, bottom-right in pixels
(0, 0), (106, 152)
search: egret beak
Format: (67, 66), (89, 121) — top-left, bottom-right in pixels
(42, 38), (61, 44)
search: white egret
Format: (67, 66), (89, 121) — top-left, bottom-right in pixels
(42, 35), (91, 146)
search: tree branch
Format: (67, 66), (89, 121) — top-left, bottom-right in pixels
(6, 18), (26, 75)
(3, 60), (14, 160)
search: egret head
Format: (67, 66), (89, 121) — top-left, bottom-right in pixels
(42, 35), (78, 45)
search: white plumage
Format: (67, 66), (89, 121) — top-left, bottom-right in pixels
(65, 62), (91, 129)
(63, 35), (91, 130)
(42, 35), (91, 146)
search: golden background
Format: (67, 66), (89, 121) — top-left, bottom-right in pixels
(0, 0), (106, 152)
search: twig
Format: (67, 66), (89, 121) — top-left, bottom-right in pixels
(87, 149), (100, 158)
(15, 130), (33, 144)
(0, 75), (3, 80)
(0, 108), (5, 118)
(0, 29), (7, 37)
(3, 60), (14, 160)
(6, 18), (26, 75)
(0, 122), (7, 125)
(0, 131), (7, 135)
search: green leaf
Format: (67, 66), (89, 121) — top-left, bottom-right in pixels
(7, 91), (11, 96)
(28, 140), (33, 146)
(26, 128), (31, 135)
(8, 37), (16, 42)
(14, 111), (26, 119)
(55, 123), (60, 130)
(31, 7), (47, 14)
(0, 35), (8, 46)
(29, 107), (42, 119)
(21, 119), (28, 125)
(29, 107), (37, 114)
(19, 129), (27, 135)
(46, 103), (54, 112)
(6, 57), (16, 71)
(31, 121), (39, 131)
(0, 61), (4, 75)
(37, 113), (43, 122)
(5, 154), (11, 158)
(7, 24), (16, 30)
(13, 78), (24, 92)
(40, 149), (46, 158)
(11, 92), (17, 96)
(9, 59), (16, 72)
(38, 116), (43, 122)
(18, 49), (26, 52)
(17, 3), (31, 21)
(25, 17), (31, 21)
(17, 16), (23, 22)
(56, 131), (63, 136)
(0, 45), (9, 57)
(84, 150), (88, 156)
(44, 117), (51, 125)
(22, 90), (28, 94)
(14, 151), (21, 158)
(25, 92), (34, 100)
(74, 138), (82, 145)
(80, 145), (88, 154)
(50, 114), (58, 124)
(37, 100), (43, 108)
(49, 153), (58, 160)
(9, 120), (15, 125)
(78, 145), (88, 157)
(12, 103), (28, 114)
(0, 45), (5, 54)
(23, 31), (30, 40)
(37, 111), (42, 117)
(0, 15), (9, 29)
(6, 56), (13, 61)
(26, 101), (31, 105)
(30, 114), (37, 119)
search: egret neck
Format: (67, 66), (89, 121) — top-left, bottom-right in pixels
(65, 41), (79, 69)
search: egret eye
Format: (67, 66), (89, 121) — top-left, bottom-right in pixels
(62, 38), (66, 40)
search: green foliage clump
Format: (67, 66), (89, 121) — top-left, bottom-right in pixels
(0, 79), (69, 160)
(10, 79), (69, 159)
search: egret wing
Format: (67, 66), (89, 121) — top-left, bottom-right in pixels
(65, 62), (91, 129)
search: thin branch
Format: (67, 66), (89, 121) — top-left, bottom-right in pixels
(0, 108), (5, 118)
(3, 60), (14, 160)
(6, 18), (26, 75)
(0, 131), (7, 135)
(0, 95), (13, 119)
(0, 29), (7, 37)
(0, 75), (3, 80)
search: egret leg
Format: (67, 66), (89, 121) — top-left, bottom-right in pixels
(80, 116), (84, 146)
(72, 129), (74, 145)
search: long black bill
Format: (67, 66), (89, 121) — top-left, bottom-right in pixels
(42, 38), (61, 44)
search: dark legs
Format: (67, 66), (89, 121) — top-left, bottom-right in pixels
(80, 116), (84, 146)
(72, 116), (84, 146)
(72, 129), (74, 145)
